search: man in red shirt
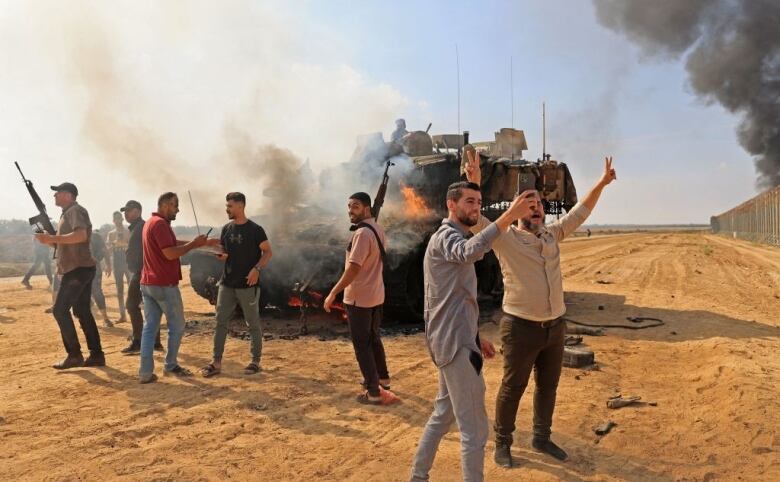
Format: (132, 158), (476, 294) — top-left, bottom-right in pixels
(138, 192), (217, 384)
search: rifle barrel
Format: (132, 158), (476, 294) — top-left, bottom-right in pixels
(14, 161), (27, 181)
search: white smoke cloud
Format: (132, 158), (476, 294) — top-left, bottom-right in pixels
(0, 0), (412, 225)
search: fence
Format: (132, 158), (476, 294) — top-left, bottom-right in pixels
(710, 186), (780, 246)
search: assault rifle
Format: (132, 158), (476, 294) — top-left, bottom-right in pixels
(15, 162), (57, 238)
(371, 158), (394, 221)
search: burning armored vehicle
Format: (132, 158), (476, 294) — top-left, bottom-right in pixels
(188, 124), (577, 323)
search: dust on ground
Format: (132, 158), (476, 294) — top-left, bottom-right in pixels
(0, 232), (778, 481)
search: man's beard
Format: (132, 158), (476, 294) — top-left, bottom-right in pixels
(457, 211), (478, 227)
(228, 213), (235, 220)
(521, 217), (543, 233)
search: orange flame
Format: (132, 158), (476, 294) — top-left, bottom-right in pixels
(400, 184), (433, 219)
(288, 290), (347, 320)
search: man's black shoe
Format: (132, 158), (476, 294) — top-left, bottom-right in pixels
(53, 354), (84, 370)
(494, 442), (513, 468)
(532, 438), (568, 461)
(121, 341), (141, 355)
(83, 353), (106, 367)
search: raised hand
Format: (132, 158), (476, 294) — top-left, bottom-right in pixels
(508, 190), (539, 220)
(599, 156), (617, 186)
(581, 157), (618, 211)
(494, 189), (539, 232)
(464, 146), (481, 185)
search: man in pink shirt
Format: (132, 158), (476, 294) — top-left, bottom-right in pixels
(324, 192), (390, 405)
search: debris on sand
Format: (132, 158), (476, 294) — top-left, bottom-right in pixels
(594, 421), (616, 436)
(563, 346), (595, 368)
(607, 395), (658, 409)
(566, 324), (604, 336)
(607, 395), (641, 408)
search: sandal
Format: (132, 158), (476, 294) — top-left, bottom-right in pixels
(244, 362), (261, 375)
(164, 365), (193, 377)
(200, 363), (221, 378)
(356, 391), (382, 405)
(361, 380), (391, 391)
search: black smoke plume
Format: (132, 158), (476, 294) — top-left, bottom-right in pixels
(594, 0), (780, 187)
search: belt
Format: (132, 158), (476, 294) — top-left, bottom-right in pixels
(502, 312), (563, 329)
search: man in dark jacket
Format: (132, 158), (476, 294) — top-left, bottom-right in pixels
(119, 200), (162, 354)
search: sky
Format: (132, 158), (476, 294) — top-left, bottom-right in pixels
(0, 0), (760, 227)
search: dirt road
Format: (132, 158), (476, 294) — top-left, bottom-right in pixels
(0, 232), (778, 481)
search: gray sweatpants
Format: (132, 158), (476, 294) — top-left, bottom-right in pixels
(213, 284), (263, 362)
(410, 347), (488, 482)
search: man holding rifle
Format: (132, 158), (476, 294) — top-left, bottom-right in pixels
(35, 182), (105, 369)
(324, 191), (391, 405)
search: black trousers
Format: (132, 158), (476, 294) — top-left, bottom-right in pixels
(127, 271), (159, 345)
(53, 266), (103, 356)
(345, 304), (389, 397)
(494, 313), (565, 446)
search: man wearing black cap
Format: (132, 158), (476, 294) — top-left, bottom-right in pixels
(119, 200), (162, 354)
(35, 182), (105, 369)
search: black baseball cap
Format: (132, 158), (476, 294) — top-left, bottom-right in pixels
(50, 182), (78, 196)
(120, 200), (142, 212)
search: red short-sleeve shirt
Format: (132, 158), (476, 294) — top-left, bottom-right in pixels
(141, 213), (182, 286)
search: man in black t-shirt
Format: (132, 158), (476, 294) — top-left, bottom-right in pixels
(201, 192), (272, 377)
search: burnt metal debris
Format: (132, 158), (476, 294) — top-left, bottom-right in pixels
(188, 124), (578, 323)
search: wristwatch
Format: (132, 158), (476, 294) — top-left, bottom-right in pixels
(253, 266), (261, 273)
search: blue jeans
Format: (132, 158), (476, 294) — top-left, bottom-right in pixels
(139, 285), (186, 376)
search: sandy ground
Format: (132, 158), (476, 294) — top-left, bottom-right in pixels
(0, 232), (778, 481)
